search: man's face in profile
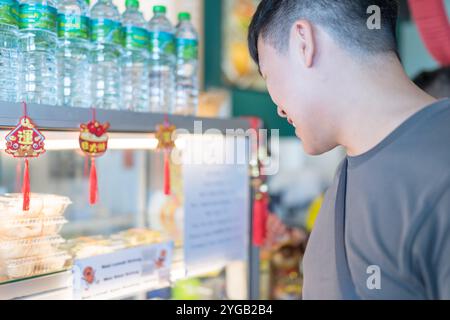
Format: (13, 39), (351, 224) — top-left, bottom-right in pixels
(257, 28), (340, 156)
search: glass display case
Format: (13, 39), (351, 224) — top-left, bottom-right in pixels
(0, 102), (259, 300)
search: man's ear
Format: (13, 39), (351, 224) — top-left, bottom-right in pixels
(292, 20), (315, 68)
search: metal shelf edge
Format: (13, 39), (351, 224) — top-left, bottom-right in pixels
(0, 102), (251, 134)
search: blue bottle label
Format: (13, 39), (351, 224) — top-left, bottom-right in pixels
(91, 18), (123, 46)
(0, 0), (19, 27)
(57, 14), (89, 40)
(149, 31), (175, 56)
(176, 38), (198, 60)
(123, 25), (149, 50)
(19, 4), (57, 32)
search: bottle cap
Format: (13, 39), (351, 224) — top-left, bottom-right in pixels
(125, 0), (139, 9)
(178, 12), (191, 21)
(153, 5), (166, 14)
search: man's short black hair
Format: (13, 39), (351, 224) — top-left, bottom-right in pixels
(248, 0), (399, 65)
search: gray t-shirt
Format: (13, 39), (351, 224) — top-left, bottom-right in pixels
(302, 99), (450, 300)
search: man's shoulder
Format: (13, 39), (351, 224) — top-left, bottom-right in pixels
(393, 100), (450, 175)
(415, 98), (450, 140)
(361, 99), (450, 180)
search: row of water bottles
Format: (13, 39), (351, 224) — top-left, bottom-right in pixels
(0, 0), (199, 115)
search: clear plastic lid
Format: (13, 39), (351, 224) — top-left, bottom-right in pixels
(0, 216), (68, 239)
(65, 236), (119, 259)
(0, 235), (66, 261)
(0, 193), (72, 217)
(2, 251), (72, 280)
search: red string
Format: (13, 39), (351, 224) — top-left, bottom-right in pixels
(163, 150), (170, 195)
(162, 113), (171, 195)
(22, 159), (30, 211)
(22, 101), (27, 118)
(89, 157), (98, 205)
(18, 102), (30, 211)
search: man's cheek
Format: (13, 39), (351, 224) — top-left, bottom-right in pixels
(273, 78), (290, 101)
(280, 86), (300, 115)
(266, 83), (284, 109)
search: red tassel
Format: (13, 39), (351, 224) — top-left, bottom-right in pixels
(252, 193), (268, 246)
(89, 158), (98, 205)
(22, 159), (30, 211)
(163, 150), (170, 195)
(262, 194), (269, 239)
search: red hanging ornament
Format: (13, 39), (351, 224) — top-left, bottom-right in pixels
(89, 158), (98, 205)
(22, 159), (30, 211)
(163, 150), (170, 195)
(244, 116), (270, 247)
(4, 102), (45, 211)
(79, 109), (109, 205)
(155, 116), (176, 195)
(252, 190), (269, 247)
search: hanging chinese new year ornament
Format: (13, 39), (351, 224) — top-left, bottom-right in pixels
(5, 102), (46, 211)
(155, 117), (176, 195)
(79, 110), (110, 205)
(252, 184), (269, 247)
(244, 116), (269, 247)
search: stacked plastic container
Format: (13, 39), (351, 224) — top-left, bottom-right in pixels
(0, 194), (72, 281)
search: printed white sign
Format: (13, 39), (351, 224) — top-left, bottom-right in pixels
(72, 241), (173, 299)
(183, 136), (250, 269)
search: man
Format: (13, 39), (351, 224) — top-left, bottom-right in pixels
(248, 0), (450, 299)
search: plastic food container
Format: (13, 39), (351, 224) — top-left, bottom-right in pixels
(3, 251), (72, 279)
(65, 236), (117, 259)
(0, 193), (71, 218)
(0, 216), (67, 239)
(0, 235), (65, 260)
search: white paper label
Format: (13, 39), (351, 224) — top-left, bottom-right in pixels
(72, 241), (173, 299)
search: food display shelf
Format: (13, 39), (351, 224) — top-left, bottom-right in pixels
(0, 103), (251, 134)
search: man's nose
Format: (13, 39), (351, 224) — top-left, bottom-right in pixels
(277, 107), (287, 118)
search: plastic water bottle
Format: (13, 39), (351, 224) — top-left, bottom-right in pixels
(121, 0), (149, 111)
(56, 0), (91, 108)
(175, 12), (198, 115)
(148, 5), (175, 113)
(18, 0), (58, 105)
(90, 0), (122, 110)
(0, 0), (19, 102)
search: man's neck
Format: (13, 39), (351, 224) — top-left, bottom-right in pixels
(335, 59), (437, 157)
